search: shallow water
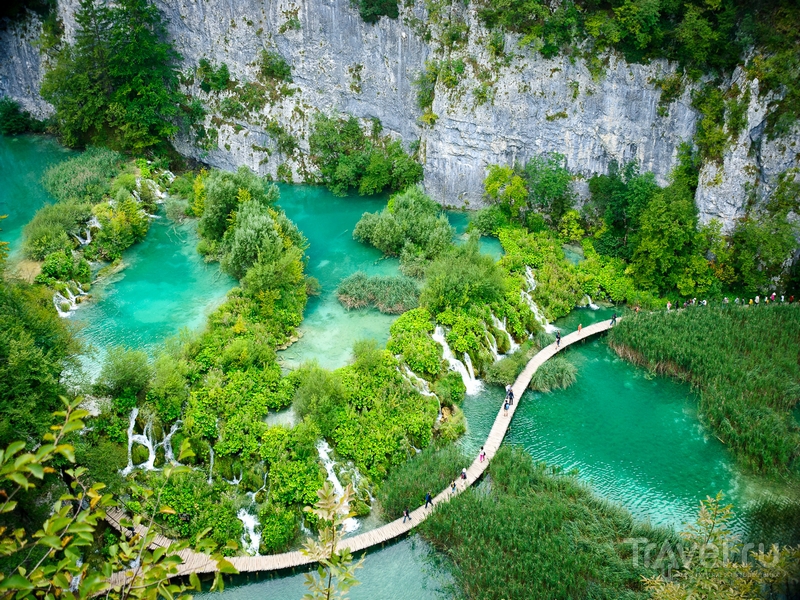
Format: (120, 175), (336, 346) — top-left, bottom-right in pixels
(461, 306), (747, 530)
(0, 135), (74, 259)
(74, 217), (234, 370)
(197, 536), (452, 600)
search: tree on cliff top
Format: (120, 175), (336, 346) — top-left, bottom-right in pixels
(42, 0), (182, 153)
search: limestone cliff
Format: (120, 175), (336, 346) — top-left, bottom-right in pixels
(1, 0), (797, 231)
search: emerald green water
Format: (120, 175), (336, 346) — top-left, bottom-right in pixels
(462, 307), (748, 530)
(197, 537), (451, 600)
(0, 135), (74, 259)
(75, 217), (235, 368)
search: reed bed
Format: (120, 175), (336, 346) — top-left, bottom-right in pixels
(421, 446), (673, 599)
(608, 304), (800, 476)
(336, 271), (419, 314)
(529, 355), (578, 392)
(376, 444), (466, 520)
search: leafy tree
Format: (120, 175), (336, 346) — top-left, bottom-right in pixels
(220, 200), (285, 280)
(199, 167), (277, 241)
(730, 214), (797, 294)
(483, 164), (528, 218)
(42, 0), (183, 151)
(97, 346), (152, 398)
(301, 482), (363, 599)
(645, 492), (800, 599)
(354, 0), (398, 23)
(0, 98), (45, 135)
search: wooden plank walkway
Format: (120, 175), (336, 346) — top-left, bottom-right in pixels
(105, 317), (617, 578)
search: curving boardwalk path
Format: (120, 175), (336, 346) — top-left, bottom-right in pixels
(106, 318), (617, 580)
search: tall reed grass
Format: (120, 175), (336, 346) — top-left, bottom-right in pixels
(336, 271), (419, 314)
(529, 355), (578, 392)
(608, 305), (800, 477)
(421, 446), (673, 599)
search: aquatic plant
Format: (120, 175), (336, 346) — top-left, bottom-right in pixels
(528, 355), (577, 392)
(421, 445), (673, 600)
(376, 444), (466, 520)
(336, 271), (419, 314)
(608, 305), (800, 476)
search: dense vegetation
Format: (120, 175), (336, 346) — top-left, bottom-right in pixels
(308, 113), (423, 196)
(336, 272), (419, 314)
(0, 98), (46, 135)
(41, 0), (183, 152)
(421, 445), (672, 599)
(608, 305), (800, 476)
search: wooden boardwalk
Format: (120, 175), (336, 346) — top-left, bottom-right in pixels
(105, 318), (616, 578)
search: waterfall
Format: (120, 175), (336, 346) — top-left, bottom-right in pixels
(225, 472), (243, 486)
(316, 440), (360, 533)
(53, 283), (89, 318)
(491, 314), (520, 353)
(207, 447), (215, 484)
(520, 268), (558, 334)
(486, 332), (499, 362)
(72, 216), (101, 246)
(585, 295), (599, 310)
(120, 408), (183, 477)
(431, 326), (482, 395)
(463, 352), (477, 383)
(401, 366), (441, 421)
(237, 508), (262, 555)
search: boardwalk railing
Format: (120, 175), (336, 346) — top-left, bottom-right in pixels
(106, 318), (617, 578)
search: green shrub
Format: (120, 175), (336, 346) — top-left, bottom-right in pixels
(434, 371), (466, 407)
(97, 346), (152, 398)
(87, 193), (150, 261)
(34, 250), (91, 284)
(336, 272), (419, 314)
(528, 355), (577, 392)
(354, 0), (398, 23)
(259, 50), (293, 82)
(0, 98), (45, 135)
(197, 58), (230, 92)
(470, 205), (509, 236)
(485, 341), (537, 386)
(220, 200), (285, 280)
(413, 61), (439, 110)
(387, 307), (442, 377)
(308, 112), (422, 196)
(376, 444), (466, 520)
(23, 200), (92, 260)
(258, 503), (299, 553)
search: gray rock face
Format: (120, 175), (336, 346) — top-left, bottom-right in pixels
(1, 0), (797, 230)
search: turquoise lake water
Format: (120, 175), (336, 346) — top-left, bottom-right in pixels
(3, 135), (774, 597)
(0, 135), (74, 259)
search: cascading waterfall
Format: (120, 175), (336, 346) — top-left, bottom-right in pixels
(491, 314), (520, 353)
(401, 366), (441, 421)
(316, 440), (360, 533)
(521, 267), (558, 333)
(432, 326), (482, 395)
(237, 508), (262, 556)
(225, 472), (243, 486)
(207, 446), (215, 484)
(584, 295), (600, 310)
(120, 408), (182, 476)
(72, 216), (101, 246)
(53, 283), (89, 318)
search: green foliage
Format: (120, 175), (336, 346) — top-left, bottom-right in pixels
(529, 355), (577, 392)
(308, 112), (423, 196)
(470, 205), (510, 236)
(608, 306), (800, 476)
(34, 250), (91, 285)
(197, 58), (230, 92)
(336, 272), (419, 314)
(41, 147), (123, 203)
(259, 50), (293, 82)
(146, 353), (189, 424)
(485, 340), (538, 386)
(87, 191), (151, 261)
(421, 238), (507, 314)
(0, 97), (46, 135)
(199, 166), (277, 241)
(97, 346), (152, 398)
(421, 445), (671, 599)
(258, 503), (299, 553)
(41, 0), (183, 151)
(0, 280), (79, 447)
(413, 61), (439, 111)
(386, 308), (442, 377)
(523, 153), (575, 225)
(484, 165), (528, 218)
(729, 214), (797, 294)
(376, 444), (465, 519)
(434, 371), (466, 407)
(22, 200), (90, 260)
(220, 198), (287, 280)
(353, 186), (453, 275)
(353, 0), (398, 23)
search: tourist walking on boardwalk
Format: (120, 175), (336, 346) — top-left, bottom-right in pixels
(450, 481), (457, 495)
(403, 508), (411, 523)
(506, 387), (514, 406)
(479, 446), (486, 462)
(461, 467), (467, 481)
(503, 400), (509, 416)
(666, 300), (672, 311)
(578, 323), (582, 333)
(610, 312), (617, 326)
(425, 491), (433, 509)
(555, 330), (561, 348)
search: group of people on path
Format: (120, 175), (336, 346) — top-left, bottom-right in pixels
(503, 384), (514, 416)
(664, 293), (795, 311)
